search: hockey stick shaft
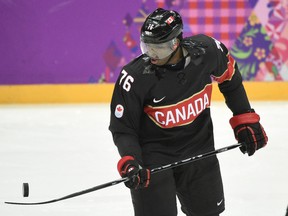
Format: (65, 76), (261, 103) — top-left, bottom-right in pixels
(151, 142), (242, 174)
(5, 142), (242, 205)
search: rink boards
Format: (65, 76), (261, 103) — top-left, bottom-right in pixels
(0, 82), (288, 104)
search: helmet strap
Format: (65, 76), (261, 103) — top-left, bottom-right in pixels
(162, 44), (181, 65)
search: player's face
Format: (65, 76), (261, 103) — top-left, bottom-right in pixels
(149, 55), (172, 65)
(140, 38), (178, 65)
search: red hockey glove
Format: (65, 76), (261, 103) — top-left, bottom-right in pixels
(117, 156), (150, 190)
(230, 110), (268, 156)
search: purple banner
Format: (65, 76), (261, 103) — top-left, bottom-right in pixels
(0, 0), (156, 84)
(1, 0), (288, 84)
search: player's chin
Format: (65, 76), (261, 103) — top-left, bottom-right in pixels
(150, 57), (168, 66)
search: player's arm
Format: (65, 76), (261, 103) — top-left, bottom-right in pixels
(109, 68), (142, 159)
(109, 68), (150, 189)
(210, 37), (268, 156)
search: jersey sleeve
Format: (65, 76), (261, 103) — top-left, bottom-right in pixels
(209, 36), (251, 115)
(109, 68), (144, 162)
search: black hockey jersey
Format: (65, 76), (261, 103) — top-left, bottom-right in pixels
(109, 34), (251, 167)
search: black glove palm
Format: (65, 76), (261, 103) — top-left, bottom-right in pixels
(230, 111), (268, 156)
(117, 156), (150, 189)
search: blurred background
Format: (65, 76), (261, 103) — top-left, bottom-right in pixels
(0, 0), (288, 103)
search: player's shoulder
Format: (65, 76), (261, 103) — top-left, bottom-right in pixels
(121, 54), (157, 81)
(183, 34), (228, 57)
(122, 55), (146, 75)
(181, 34), (217, 63)
(116, 54), (157, 94)
(191, 34), (228, 53)
(184, 34), (227, 48)
(184, 34), (214, 45)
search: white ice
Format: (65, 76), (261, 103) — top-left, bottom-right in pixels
(0, 101), (287, 216)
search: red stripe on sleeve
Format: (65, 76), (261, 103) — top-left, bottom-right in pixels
(212, 54), (236, 84)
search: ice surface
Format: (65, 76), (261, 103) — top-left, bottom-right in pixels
(0, 102), (287, 216)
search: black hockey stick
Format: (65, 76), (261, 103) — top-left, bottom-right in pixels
(4, 142), (243, 205)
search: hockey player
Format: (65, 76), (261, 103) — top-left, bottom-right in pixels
(109, 8), (268, 216)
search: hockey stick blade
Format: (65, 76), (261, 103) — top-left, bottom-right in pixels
(5, 177), (129, 205)
(5, 142), (243, 205)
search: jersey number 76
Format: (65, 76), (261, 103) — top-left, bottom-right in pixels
(119, 70), (134, 92)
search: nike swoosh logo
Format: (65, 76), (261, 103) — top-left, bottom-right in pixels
(217, 199), (223, 206)
(153, 96), (166, 103)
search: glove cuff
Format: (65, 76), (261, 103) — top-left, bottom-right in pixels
(230, 112), (260, 129)
(117, 156), (134, 175)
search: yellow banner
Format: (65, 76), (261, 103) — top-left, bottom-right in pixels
(0, 82), (287, 104)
